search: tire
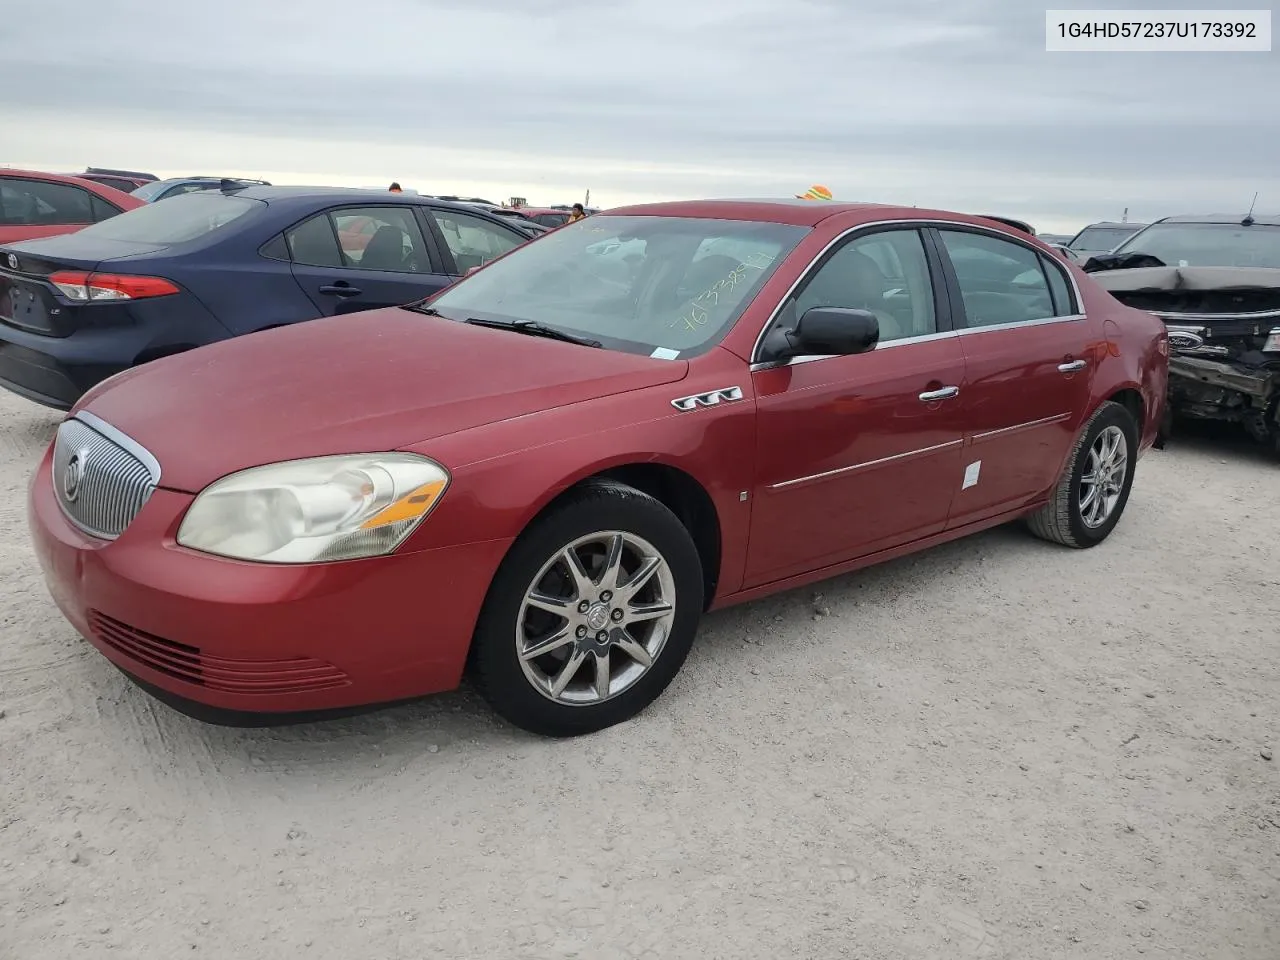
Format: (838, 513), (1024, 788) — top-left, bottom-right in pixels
(1025, 401), (1139, 548)
(469, 479), (704, 737)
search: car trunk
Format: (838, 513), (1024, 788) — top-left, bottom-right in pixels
(0, 238), (170, 337)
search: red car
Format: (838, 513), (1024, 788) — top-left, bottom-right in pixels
(0, 169), (145, 245)
(27, 199), (1169, 738)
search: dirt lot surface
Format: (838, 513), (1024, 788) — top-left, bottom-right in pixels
(0, 389), (1277, 960)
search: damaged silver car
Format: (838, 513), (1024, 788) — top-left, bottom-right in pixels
(1083, 213), (1280, 457)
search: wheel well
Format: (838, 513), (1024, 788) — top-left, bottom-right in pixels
(559, 464), (722, 609)
(1108, 388), (1144, 429)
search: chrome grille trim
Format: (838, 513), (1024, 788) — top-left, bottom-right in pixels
(52, 413), (161, 540)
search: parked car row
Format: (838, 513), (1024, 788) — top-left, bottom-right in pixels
(0, 183), (540, 408)
(13, 194), (1171, 739)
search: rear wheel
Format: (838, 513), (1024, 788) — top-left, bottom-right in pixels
(1025, 400), (1139, 548)
(469, 480), (704, 737)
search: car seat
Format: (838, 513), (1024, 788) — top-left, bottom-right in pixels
(360, 225), (409, 271)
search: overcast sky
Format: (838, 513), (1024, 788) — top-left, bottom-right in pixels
(2, 0), (1276, 232)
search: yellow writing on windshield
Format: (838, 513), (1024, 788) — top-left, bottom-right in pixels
(671, 253), (776, 332)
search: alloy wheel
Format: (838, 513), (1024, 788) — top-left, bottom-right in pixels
(1079, 425), (1128, 528)
(516, 531), (677, 705)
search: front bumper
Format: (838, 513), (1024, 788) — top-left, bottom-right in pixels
(27, 444), (512, 719)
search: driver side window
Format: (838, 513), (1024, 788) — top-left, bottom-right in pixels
(792, 229), (937, 343)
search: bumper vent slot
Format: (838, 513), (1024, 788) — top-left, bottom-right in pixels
(89, 611), (350, 695)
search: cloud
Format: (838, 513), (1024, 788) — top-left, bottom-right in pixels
(2, 0), (1276, 231)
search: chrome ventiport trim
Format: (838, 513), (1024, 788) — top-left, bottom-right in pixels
(748, 217), (1088, 365)
(671, 386), (744, 411)
(971, 413), (1071, 442)
(768, 439), (964, 490)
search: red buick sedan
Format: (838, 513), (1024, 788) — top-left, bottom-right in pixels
(27, 199), (1169, 737)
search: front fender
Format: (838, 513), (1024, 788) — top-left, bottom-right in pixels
(398, 358), (759, 597)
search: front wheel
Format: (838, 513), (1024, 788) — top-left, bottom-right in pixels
(469, 480), (704, 737)
(1025, 400), (1139, 548)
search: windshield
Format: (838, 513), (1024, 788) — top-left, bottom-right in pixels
(129, 180), (188, 201)
(73, 192), (264, 244)
(1068, 225), (1142, 251)
(1111, 221), (1280, 268)
(418, 215), (809, 358)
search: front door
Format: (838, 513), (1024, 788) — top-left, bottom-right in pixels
(285, 204), (454, 316)
(930, 226), (1101, 528)
(745, 226), (968, 587)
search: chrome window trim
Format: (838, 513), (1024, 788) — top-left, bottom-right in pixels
(74, 411), (163, 484)
(768, 439), (964, 490)
(748, 218), (1087, 367)
(749, 313), (1088, 372)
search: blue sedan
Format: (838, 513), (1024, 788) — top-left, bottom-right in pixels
(0, 185), (537, 409)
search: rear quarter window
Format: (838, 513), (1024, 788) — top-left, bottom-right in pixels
(70, 192), (263, 243)
(0, 178), (94, 226)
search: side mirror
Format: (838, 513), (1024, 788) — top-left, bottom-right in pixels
(763, 306), (880, 361)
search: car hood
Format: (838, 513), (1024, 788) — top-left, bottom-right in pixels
(74, 308), (690, 493)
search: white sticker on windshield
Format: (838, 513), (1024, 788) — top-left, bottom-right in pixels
(962, 460), (982, 490)
(650, 347), (681, 360)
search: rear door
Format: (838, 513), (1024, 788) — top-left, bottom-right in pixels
(930, 225), (1099, 528)
(0, 177), (96, 244)
(422, 206), (530, 275)
(284, 204), (454, 315)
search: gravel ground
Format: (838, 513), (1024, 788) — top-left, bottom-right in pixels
(1, 388), (1277, 960)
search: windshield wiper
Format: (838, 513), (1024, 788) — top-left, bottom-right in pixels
(464, 317), (602, 348)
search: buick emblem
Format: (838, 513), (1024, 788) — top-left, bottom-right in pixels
(63, 453), (84, 503)
(5, 254), (16, 270)
(1167, 331), (1205, 350)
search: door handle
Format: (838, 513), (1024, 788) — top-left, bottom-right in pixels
(1058, 359), (1087, 373)
(319, 283), (362, 298)
(918, 386), (960, 402)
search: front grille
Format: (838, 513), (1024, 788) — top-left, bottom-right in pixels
(89, 611), (350, 695)
(52, 414), (160, 540)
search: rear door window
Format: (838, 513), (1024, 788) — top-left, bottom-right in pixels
(285, 214), (344, 268)
(89, 195), (122, 222)
(937, 229), (1058, 327)
(0, 178), (94, 226)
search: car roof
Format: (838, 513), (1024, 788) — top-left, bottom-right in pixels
(1153, 212), (1280, 226)
(228, 185), (491, 209)
(0, 167), (113, 188)
(601, 198), (1014, 229)
(1078, 220), (1148, 229)
(208, 186), (525, 225)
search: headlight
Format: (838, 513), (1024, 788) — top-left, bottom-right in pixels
(176, 453), (450, 563)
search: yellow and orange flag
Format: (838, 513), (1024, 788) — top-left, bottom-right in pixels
(795, 184), (833, 200)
